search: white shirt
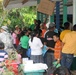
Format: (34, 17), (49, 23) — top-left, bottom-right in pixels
(0, 31), (13, 50)
(29, 37), (43, 55)
(0, 31), (8, 44)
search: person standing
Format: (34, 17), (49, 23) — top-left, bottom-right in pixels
(0, 26), (14, 53)
(44, 23), (56, 67)
(12, 30), (17, 49)
(48, 33), (62, 62)
(29, 31), (43, 63)
(0, 42), (8, 71)
(60, 22), (71, 41)
(29, 19), (37, 31)
(61, 25), (76, 69)
(20, 30), (29, 58)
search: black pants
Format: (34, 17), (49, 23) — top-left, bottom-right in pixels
(21, 47), (28, 58)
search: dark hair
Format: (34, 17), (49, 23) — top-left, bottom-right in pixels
(48, 23), (55, 30)
(64, 22), (70, 29)
(0, 42), (5, 49)
(31, 30), (39, 42)
(28, 28), (32, 31)
(53, 66), (71, 75)
(17, 49), (22, 54)
(73, 24), (76, 31)
(53, 33), (60, 38)
(37, 20), (41, 25)
(20, 29), (28, 37)
(38, 29), (42, 36)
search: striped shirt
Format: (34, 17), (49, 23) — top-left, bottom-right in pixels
(0, 50), (8, 70)
(0, 50), (8, 62)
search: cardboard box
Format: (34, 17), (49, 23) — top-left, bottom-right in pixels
(37, 0), (56, 16)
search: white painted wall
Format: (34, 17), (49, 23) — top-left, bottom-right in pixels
(67, 6), (73, 14)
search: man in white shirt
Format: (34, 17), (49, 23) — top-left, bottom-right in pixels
(0, 26), (14, 53)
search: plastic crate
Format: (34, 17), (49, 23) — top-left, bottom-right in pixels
(24, 70), (45, 75)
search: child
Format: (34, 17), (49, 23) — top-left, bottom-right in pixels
(48, 33), (62, 62)
(0, 42), (8, 71)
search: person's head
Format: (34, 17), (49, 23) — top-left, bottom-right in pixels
(34, 19), (37, 24)
(53, 33), (60, 42)
(31, 30), (39, 37)
(31, 30), (39, 42)
(21, 29), (29, 37)
(37, 20), (41, 25)
(0, 26), (8, 32)
(73, 24), (76, 31)
(28, 28), (32, 35)
(15, 25), (19, 30)
(0, 41), (5, 49)
(64, 22), (70, 29)
(53, 66), (71, 75)
(25, 30), (29, 36)
(48, 23), (55, 31)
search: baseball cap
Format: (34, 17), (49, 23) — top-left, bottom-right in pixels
(49, 22), (55, 28)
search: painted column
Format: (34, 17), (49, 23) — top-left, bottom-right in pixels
(63, 0), (67, 24)
(37, 0), (40, 20)
(50, 0), (54, 23)
(56, 1), (60, 29)
(43, 14), (46, 22)
(73, 0), (76, 25)
(41, 13), (43, 22)
(37, 0), (44, 22)
(50, 14), (54, 23)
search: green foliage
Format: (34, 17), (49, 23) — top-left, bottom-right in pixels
(1, 6), (37, 29)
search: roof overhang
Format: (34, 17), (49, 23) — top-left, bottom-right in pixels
(3, 0), (72, 10)
(3, 0), (37, 10)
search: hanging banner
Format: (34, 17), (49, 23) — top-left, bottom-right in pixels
(37, 0), (56, 15)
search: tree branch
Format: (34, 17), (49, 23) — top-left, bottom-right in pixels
(4, 0), (10, 8)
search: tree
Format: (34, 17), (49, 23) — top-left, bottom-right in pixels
(2, 6), (37, 30)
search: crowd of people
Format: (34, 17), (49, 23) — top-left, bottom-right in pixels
(0, 19), (76, 75)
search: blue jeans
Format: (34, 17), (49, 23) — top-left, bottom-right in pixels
(61, 53), (73, 69)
